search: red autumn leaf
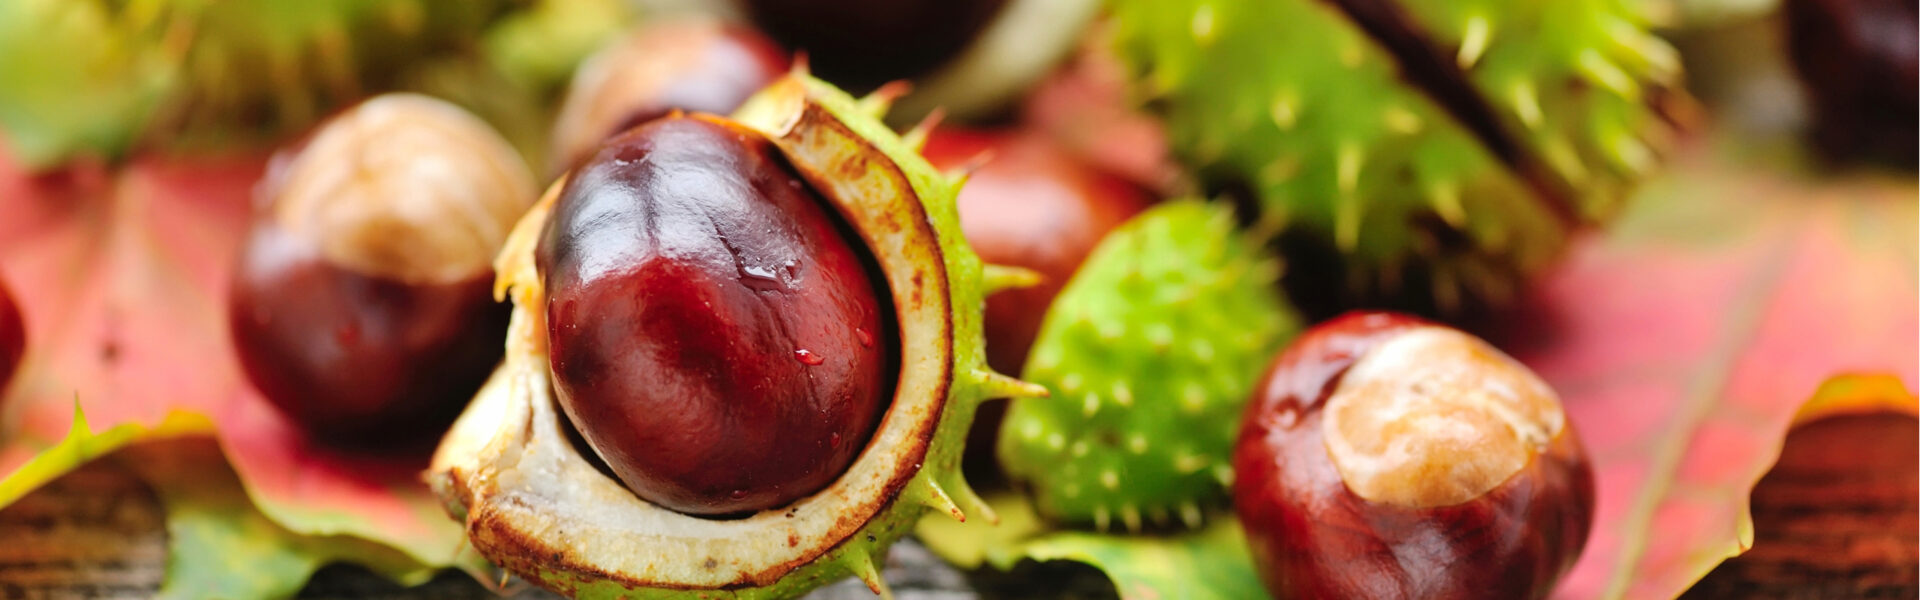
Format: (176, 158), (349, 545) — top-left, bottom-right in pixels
(1491, 147), (1919, 599)
(0, 148), (472, 572)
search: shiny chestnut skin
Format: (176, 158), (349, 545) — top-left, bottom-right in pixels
(0, 276), (23, 391)
(549, 18), (788, 174)
(1234, 312), (1594, 600)
(744, 0), (1005, 90)
(231, 228), (508, 444)
(538, 115), (896, 516)
(922, 129), (1151, 376)
(229, 94), (534, 447)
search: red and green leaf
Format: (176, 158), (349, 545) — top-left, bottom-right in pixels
(0, 149), (478, 588)
(1508, 149), (1918, 599)
(119, 439), (445, 600)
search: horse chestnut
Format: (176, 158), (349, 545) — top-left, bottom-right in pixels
(1235, 312), (1594, 599)
(549, 17), (788, 174)
(538, 114), (896, 516)
(0, 276), (22, 391)
(230, 94), (536, 446)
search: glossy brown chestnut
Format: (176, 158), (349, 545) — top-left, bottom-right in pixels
(0, 276), (23, 391)
(921, 129), (1150, 376)
(1234, 311), (1594, 600)
(230, 94), (536, 446)
(549, 17), (788, 174)
(538, 115), (896, 517)
(743, 0), (1005, 90)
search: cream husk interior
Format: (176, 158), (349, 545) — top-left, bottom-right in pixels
(1321, 326), (1566, 509)
(431, 77), (961, 589)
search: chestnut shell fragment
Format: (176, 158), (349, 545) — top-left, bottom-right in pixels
(538, 115), (896, 516)
(1234, 312), (1594, 600)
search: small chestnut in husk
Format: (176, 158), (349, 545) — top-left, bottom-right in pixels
(922, 130), (1150, 376)
(230, 94), (537, 446)
(538, 114), (896, 516)
(1234, 312), (1594, 599)
(0, 276), (23, 391)
(549, 17), (788, 174)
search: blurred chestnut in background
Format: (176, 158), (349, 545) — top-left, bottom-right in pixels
(1785, 0), (1917, 166)
(1235, 312), (1594, 599)
(549, 17), (788, 174)
(229, 94), (537, 447)
(923, 129), (1151, 480)
(922, 129), (1151, 376)
(742, 0), (1005, 91)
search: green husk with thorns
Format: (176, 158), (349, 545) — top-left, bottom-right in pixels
(999, 200), (1301, 532)
(429, 73), (1048, 599)
(1109, 0), (1682, 311)
(0, 0), (629, 169)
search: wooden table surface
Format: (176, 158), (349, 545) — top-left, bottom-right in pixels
(2, 413), (1912, 599)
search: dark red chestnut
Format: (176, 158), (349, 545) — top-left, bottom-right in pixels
(922, 129), (1151, 376)
(743, 0), (1006, 91)
(1234, 312), (1594, 599)
(549, 17), (788, 174)
(0, 276), (23, 391)
(538, 114), (896, 516)
(1785, 0), (1917, 166)
(230, 94), (537, 446)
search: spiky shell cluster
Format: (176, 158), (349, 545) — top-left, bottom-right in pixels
(1108, 0), (1681, 309)
(429, 73), (1044, 599)
(0, 0), (626, 169)
(998, 200), (1300, 532)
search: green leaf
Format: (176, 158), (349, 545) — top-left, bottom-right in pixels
(120, 440), (441, 600)
(0, 0), (175, 168)
(0, 402), (210, 507)
(917, 492), (1265, 600)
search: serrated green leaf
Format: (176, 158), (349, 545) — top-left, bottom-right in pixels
(0, 402), (211, 507)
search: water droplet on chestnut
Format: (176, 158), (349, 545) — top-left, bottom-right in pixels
(539, 115), (896, 516)
(1234, 311), (1594, 599)
(550, 17), (789, 175)
(229, 94), (536, 447)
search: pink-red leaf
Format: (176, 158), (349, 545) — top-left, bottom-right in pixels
(0, 149), (472, 575)
(1498, 148), (1919, 599)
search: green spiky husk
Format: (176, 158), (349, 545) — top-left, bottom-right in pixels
(430, 74), (1041, 600)
(1108, 0), (1679, 309)
(0, 0), (628, 169)
(998, 200), (1301, 531)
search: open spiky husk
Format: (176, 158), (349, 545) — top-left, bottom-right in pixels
(428, 72), (1042, 599)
